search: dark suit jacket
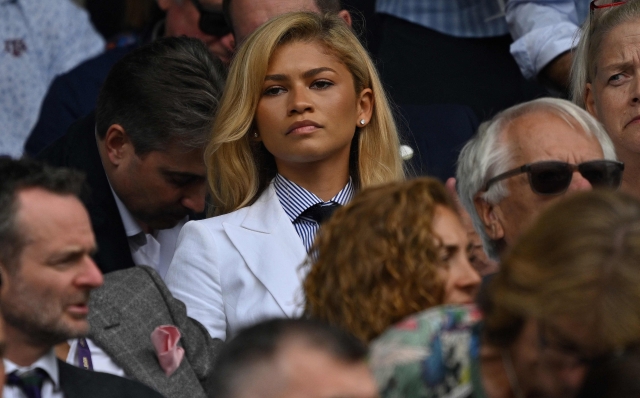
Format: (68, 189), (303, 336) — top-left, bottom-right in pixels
(88, 266), (223, 398)
(398, 104), (478, 182)
(58, 359), (165, 398)
(37, 112), (135, 274)
(25, 44), (135, 157)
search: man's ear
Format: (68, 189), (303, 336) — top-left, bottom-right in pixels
(103, 124), (132, 167)
(338, 10), (352, 27)
(585, 82), (598, 118)
(474, 195), (505, 240)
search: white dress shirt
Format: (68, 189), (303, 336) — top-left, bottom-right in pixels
(65, 338), (126, 378)
(111, 187), (186, 279)
(4, 350), (64, 398)
(506, 0), (588, 79)
(63, 190), (187, 376)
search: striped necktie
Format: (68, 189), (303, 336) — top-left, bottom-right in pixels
(7, 368), (48, 398)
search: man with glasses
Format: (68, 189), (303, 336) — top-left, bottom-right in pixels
(456, 97), (621, 261)
(25, 0), (233, 156)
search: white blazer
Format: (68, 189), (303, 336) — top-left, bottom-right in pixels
(165, 182), (308, 340)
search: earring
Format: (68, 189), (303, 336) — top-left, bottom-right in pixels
(253, 132), (259, 138)
(359, 119), (366, 126)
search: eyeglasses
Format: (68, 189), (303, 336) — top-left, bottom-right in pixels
(190, 0), (231, 37)
(590, 0), (628, 29)
(590, 0), (627, 11)
(483, 160), (624, 195)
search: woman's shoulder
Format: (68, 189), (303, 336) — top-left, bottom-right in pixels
(183, 206), (254, 231)
(369, 304), (482, 398)
(373, 304), (481, 344)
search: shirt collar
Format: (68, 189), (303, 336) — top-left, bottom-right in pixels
(94, 127), (144, 238)
(4, 349), (61, 389)
(273, 174), (354, 222)
(110, 186), (143, 238)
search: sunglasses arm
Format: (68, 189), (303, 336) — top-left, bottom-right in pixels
(482, 165), (529, 192)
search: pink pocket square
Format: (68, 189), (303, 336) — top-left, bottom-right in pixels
(151, 325), (185, 376)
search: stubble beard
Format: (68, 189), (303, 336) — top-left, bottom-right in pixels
(2, 282), (89, 347)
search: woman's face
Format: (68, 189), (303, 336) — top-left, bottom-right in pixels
(586, 19), (640, 157)
(432, 205), (481, 304)
(254, 40), (373, 173)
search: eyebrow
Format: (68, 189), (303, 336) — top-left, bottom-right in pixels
(161, 170), (205, 179)
(264, 67), (337, 82)
(600, 60), (634, 73)
(46, 246), (97, 264)
(443, 243), (460, 253)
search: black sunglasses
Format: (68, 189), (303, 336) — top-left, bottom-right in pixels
(190, 0), (231, 37)
(483, 160), (624, 195)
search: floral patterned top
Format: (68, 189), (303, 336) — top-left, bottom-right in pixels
(369, 305), (486, 398)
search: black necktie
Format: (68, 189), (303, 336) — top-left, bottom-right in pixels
(7, 368), (48, 398)
(300, 203), (341, 224)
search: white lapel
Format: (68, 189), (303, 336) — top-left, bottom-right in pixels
(223, 183), (308, 317)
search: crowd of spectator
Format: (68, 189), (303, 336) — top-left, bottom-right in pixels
(1, 1), (640, 397)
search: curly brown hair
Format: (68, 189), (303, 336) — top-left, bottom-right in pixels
(303, 177), (457, 342)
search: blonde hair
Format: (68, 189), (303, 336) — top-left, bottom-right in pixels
(486, 190), (640, 351)
(571, 0), (640, 107)
(304, 178), (456, 343)
(205, 12), (404, 215)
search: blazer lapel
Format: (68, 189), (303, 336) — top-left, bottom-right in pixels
(223, 184), (307, 317)
(87, 291), (151, 382)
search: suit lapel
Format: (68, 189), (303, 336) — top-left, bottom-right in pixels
(223, 184), (307, 317)
(78, 116), (135, 273)
(58, 359), (95, 398)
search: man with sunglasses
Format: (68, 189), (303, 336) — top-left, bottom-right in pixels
(25, 0), (234, 157)
(456, 97), (621, 262)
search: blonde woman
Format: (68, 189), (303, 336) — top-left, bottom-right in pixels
(165, 12), (404, 340)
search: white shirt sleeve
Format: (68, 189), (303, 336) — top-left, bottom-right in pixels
(506, 0), (581, 79)
(164, 221), (228, 341)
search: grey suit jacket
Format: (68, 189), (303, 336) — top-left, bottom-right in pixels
(88, 266), (223, 398)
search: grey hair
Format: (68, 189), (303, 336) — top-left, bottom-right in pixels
(571, 0), (640, 107)
(456, 97), (617, 260)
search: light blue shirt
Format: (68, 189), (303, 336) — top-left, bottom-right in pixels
(0, 0), (104, 158)
(274, 174), (354, 252)
(375, 0), (509, 38)
(506, 0), (589, 79)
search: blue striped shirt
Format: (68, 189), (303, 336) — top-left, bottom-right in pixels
(376, 0), (509, 38)
(274, 174), (354, 253)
